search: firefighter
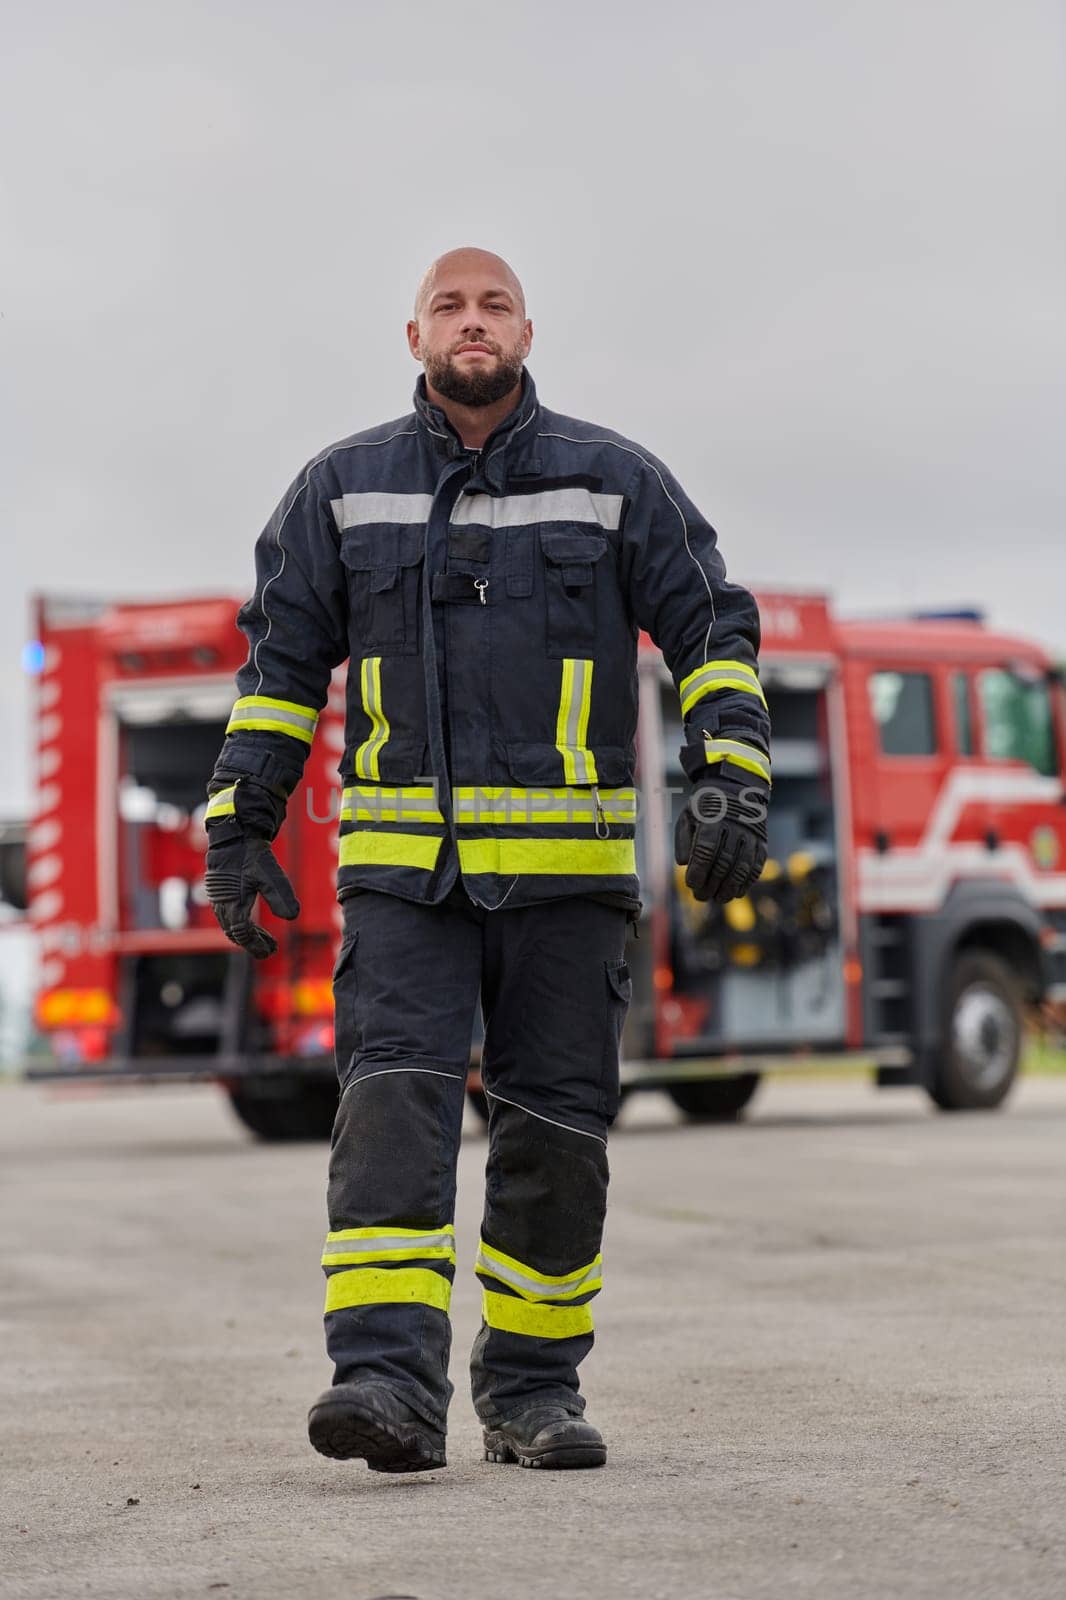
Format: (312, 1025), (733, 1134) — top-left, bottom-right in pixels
(204, 248), (771, 1473)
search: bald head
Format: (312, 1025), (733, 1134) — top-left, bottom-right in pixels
(413, 247), (526, 320)
(406, 247), (533, 427)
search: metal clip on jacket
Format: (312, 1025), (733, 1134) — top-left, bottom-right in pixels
(591, 783), (609, 839)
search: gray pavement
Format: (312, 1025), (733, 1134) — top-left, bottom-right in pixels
(1, 1074), (1064, 1600)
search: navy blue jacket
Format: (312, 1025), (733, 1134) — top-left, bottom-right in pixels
(207, 372), (770, 910)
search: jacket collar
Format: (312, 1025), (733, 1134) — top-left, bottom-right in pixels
(413, 369), (542, 491)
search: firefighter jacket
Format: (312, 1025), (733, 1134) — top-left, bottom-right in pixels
(206, 372), (771, 911)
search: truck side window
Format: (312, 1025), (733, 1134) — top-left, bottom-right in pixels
(978, 668), (1056, 777)
(868, 670), (936, 756)
(952, 672), (975, 756)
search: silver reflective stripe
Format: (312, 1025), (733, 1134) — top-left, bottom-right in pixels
(476, 1247), (603, 1301)
(680, 659), (767, 715)
(331, 492), (433, 529)
(227, 702), (316, 736)
(702, 738), (772, 783)
(341, 785), (443, 823)
(204, 785), (237, 820)
(323, 1231), (455, 1257)
(451, 489), (624, 530)
(452, 787), (636, 824)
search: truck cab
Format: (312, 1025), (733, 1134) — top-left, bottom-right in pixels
(621, 596), (1066, 1116)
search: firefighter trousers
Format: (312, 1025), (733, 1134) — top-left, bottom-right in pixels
(323, 884), (631, 1430)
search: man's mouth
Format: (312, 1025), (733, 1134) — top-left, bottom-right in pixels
(455, 343), (495, 356)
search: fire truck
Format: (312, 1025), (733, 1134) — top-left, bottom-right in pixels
(18, 589), (1066, 1137)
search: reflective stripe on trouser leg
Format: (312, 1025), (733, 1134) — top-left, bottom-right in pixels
(477, 1241), (603, 1338)
(325, 1075), (467, 1428)
(469, 895), (626, 1424)
(324, 891), (481, 1429)
(469, 1098), (609, 1425)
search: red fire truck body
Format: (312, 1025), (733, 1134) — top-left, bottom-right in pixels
(23, 589), (1066, 1135)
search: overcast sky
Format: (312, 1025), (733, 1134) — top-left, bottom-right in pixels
(3, 0), (1065, 819)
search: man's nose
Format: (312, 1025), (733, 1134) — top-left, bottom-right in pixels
(458, 310), (486, 336)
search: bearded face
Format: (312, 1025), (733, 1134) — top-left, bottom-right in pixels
(422, 333), (528, 408)
(408, 252), (533, 415)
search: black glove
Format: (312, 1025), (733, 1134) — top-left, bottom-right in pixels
(674, 765), (769, 904)
(204, 779), (299, 959)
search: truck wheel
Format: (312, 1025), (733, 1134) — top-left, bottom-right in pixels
(929, 951), (1022, 1111)
(667, 1074), (761, 1122)
(226, 1080), (339, 1141)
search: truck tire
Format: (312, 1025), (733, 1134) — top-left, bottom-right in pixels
(929, 950), (1022, 1112)
(667, 1073), (761, 1122)
(226, 1079), (339, 1141)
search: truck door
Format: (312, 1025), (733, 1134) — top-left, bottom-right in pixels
(863, 664), (947, 859)
(849, 659), (954, 1045)
(975, 663), (1066, 894)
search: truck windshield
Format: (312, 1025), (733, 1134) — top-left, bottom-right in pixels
(978, 669), (1057, 777)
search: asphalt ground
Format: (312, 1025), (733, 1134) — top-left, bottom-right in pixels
(1, 1074), (1064, 1600)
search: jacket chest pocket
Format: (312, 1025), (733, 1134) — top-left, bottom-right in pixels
(539, 527), (609, 659)
(340, 526), (424, 655)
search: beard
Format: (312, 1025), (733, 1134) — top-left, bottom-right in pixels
(423, 339), (526, 407)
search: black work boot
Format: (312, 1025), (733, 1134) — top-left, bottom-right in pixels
(308, 1382), (447, 1473)
(483, 1404), (606, 1469)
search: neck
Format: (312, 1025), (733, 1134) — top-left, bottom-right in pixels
(424, 378), (523, 449)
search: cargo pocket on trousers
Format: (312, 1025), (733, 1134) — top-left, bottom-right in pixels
(332, 929), (361, 1092)
(601, 957), (632, 1122)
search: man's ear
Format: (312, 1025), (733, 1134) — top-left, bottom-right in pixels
(523, 319), (533, 357)
(406, 319), (421, 360)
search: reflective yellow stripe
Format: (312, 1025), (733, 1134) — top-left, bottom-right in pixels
(453, 787), (636, 825)
(337, 784), (637, 825)
(679, 659), (767, 717)
(204, 785), (236, 820)
(322, 1224), (456, 1267)
(458, 837), (634, 877)
(482, 1290), (594, 1340)
(226, 694), (319, 743)
(477, 1241), (600, 1289)
(555, 658), (598, 785)
(702, 736), (772, 783)
(325, 1225), (456, 1242)
(341, 785), (444, 824)
(325, 1245), (457, 1265)
(325, 1266), (452, 1314)
(354, 657), (390, 780)
(477, 1242), (603, 1301)
(338, 831), (444, 870)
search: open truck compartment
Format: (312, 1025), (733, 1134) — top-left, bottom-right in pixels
(661, 668), (844, 1053)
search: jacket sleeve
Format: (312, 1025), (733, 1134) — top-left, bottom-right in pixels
(205, 460), (350, 818)
(619, 450), (771, 788)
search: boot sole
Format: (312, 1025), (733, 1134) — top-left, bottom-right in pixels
(308, 1398), (446, 1473)
(483, 1432), (606, 1470)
